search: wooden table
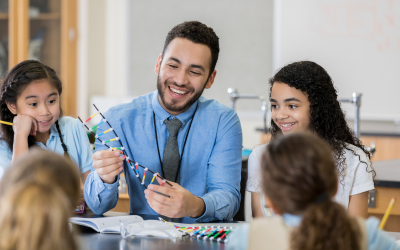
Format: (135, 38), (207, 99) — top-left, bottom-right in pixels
(75, 211), (239, 250)
(75, 211), (400, 249)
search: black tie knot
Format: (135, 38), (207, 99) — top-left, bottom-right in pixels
(164, 118), (182, 137)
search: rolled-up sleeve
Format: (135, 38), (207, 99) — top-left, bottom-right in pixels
(83, 171), (120, 215)
(196, 110), (242, 222)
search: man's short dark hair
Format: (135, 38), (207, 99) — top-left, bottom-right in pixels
(162, 21), (220, 77)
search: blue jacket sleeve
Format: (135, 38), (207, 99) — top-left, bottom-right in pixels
(83, 110), (122, 215)
(196, 109), (243, 222)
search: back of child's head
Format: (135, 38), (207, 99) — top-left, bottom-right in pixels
(0, 60), (63, 151)
(0, 148), (79, 201)
(0, 149), (79, 250)
(261, 132), (361, 250)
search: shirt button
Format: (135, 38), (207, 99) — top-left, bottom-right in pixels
(108, 186), (111, 189)
(99, 184), (102, 188)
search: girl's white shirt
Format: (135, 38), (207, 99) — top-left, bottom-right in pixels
(246, 143), (374, 211)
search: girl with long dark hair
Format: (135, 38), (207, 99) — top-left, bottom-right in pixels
(0, 60), (92, 183)
(247, 61), (374, 218)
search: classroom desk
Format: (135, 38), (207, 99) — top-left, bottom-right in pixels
(75, 211), (239, 250)
(368, 159), (400, 232)
(75, 211), (400, 249)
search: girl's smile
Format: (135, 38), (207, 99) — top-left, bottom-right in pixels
(270, 82), (311, 134)
(8, 80), (60, 141)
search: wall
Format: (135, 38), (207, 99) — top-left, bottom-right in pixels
(128, 0), (273, 112)
(80, 0), (274, 148)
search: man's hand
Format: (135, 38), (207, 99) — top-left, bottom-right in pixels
(144, 175), (205, 218)
(92, 150), (124, 184)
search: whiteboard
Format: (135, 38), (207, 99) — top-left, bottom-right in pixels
(273, 0), (400, 121)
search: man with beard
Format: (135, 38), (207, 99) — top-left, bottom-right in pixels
(84, 21), (242, 222)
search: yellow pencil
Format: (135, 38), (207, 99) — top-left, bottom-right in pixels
(0, 120), (13, 126)
(379, 197), (396, 229)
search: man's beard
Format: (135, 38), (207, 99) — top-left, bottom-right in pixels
(157, 75), (206, 114)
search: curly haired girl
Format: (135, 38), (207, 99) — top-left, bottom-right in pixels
(246, 61), (374, 218)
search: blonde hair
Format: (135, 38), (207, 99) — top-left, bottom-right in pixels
(0, 149), (80, 250)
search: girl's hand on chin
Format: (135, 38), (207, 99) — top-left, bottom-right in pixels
(12, 115), (38, 137)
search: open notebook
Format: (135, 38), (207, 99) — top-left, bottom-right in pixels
(70, 215), (192, 239)
(70, 215), (133, 234)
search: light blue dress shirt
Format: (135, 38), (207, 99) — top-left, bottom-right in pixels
(227, 214), (400, 250)
(0, 116), (93, 178)
(83, 90), (243, 222)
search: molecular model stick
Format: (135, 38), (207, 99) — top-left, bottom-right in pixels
(78, 104), (172, 189)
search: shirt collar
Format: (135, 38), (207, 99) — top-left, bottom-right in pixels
(282, 213), (302, 227)
(152, 90), (198, 125)
(49, 120), (64, 138)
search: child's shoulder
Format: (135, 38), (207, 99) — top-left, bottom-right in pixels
(105, 93), (154, 118)
(0, 140), (12, 169)
(0, 139), (11, 152)
(58, 116), (77, 125)
(57, 116), (80, 129)
(343, 143), (370, 164)
(249, 144), (268, 159)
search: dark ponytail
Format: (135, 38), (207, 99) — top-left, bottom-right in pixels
(261, 133), (361, 250)
(0, 60), (64, 152)
(55, 120), (69, 158)
(292, 200), (361, 250)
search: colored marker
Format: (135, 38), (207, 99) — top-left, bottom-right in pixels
(190, 227), (205, 236)
(198, 228), (212, 238)
(0, 120), (13, 126)
(203, 228), (218, 240)
(185, 227), (199, 233)
(160, 179), (166, 186)
(213, 228), (225, 240)
(217, 229), (231, 242)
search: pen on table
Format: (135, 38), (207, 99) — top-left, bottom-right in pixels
(190, 227), (206, 236)
(203, 227), (219, 240)
(198, 227), (212, 238)
(212, 228), (225, 241)
(217, 229), (231, 242)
